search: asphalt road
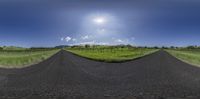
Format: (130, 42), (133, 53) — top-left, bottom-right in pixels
(0, 50), (200, 99)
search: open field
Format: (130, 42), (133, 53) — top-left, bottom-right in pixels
(0, 49), (59, 68)
(167, 49), (200, 67)
(66, 46), (158, 62)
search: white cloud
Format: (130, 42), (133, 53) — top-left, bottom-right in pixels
(72, 38), (77, 42)
(61, 36), (72, 42)
(113, 38), (130, 44)
(81, 35), (92, 40)
(65, 36), (71, 42)
(60, 37), (64, 41)
(71, 41), (110, 45)
(61, 35), (133, 45)
(97, 28), (105, 33)
(96, 42), (110, 45)
(115, 39), (124, 43)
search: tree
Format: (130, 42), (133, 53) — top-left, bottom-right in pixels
(170, 46), (174, 49)
(126, 44), (133, 48)
(85, 44), (90, 48)
(187, 46), (196, 49)
(153, 46), (159, 49)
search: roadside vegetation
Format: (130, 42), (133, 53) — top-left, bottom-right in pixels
(166, 46), (200, 66)
(66, 45), (158, 62)
(0, 47), (59, 68)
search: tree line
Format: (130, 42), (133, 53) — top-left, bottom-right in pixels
(1, 45), (200, 50)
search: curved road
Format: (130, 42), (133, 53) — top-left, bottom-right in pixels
(0, 50), (200, 99)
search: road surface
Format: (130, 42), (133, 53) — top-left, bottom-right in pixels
(0, 50), (200, 99)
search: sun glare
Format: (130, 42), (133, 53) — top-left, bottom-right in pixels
(94, 17), (106, 24)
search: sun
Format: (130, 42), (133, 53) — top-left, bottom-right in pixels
(93, 17), (106, 24)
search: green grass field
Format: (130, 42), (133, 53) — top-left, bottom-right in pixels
(66, 47), (158, 62)
(167, 49), (200, 66)
(0, 49), (59, 68)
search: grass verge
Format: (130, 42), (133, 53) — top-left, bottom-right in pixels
(66, 47), (158, 62)
(167, 49), (200, 67)
(0, 49), (59, 68)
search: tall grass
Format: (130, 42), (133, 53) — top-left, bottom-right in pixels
(0, 49), (59, 68)
(66, 47), (157, 62)
(167, 49), (200, 66)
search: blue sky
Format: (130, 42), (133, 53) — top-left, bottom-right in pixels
(0, 0), (200, 47)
